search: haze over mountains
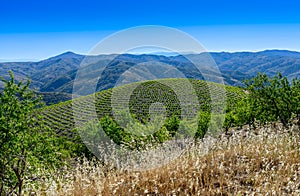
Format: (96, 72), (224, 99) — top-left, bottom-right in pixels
(1, 49), (299, 104)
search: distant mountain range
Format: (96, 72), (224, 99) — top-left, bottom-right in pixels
(1, 50), (299, 104)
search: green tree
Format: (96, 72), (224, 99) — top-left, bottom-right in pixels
(99, 116), (133, 146)
(164, 115), (180, 137)
(243, 72), (300, 127)
(195, 111), (210, 141)
(223, 111), (235, 134)
(0, 71), (59, 195)
(291, 78), (300, 120)
(153, 126), (171, 143)
(233, 96), (256, 128)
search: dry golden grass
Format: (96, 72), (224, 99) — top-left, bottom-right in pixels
(25, 124), (300, 195)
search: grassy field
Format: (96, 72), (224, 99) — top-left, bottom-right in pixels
(24, 123), (300, 195)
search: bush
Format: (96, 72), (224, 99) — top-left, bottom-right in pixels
(92, 114), (182, 150)
(195, 111), (210, 140)
(164, 115), (180, 137)
(227, 72), (300, 128)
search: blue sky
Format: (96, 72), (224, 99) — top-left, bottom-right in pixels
(1, 0), (300, 61)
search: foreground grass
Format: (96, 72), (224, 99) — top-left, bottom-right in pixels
(25, 124), (300, 195)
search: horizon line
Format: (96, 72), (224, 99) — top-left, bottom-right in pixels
(1, 48), (300, 63)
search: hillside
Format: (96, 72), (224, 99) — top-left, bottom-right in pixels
(38, 78), (243, 135)
(211, 50), (300, 80)
(1, 50), (300, 105)
(0, 52), (84, 89)
(37, 91), (74, 105)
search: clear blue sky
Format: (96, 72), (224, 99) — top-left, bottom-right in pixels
(1, 0), (300, 61)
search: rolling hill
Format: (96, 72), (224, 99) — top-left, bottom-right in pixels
(38, 78), (243, 136)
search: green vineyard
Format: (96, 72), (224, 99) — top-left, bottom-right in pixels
(38, 78), (244, 135)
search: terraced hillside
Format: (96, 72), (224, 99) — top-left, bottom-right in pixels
(38, 78), (243, 135)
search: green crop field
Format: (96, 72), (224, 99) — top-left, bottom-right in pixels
(38, 78), (244, 136)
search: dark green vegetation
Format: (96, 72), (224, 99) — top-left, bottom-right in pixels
(1, 50), (300, 105)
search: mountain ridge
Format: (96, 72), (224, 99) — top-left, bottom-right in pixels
(2, 49), (300, 63)
(1, 49), (299, 104)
